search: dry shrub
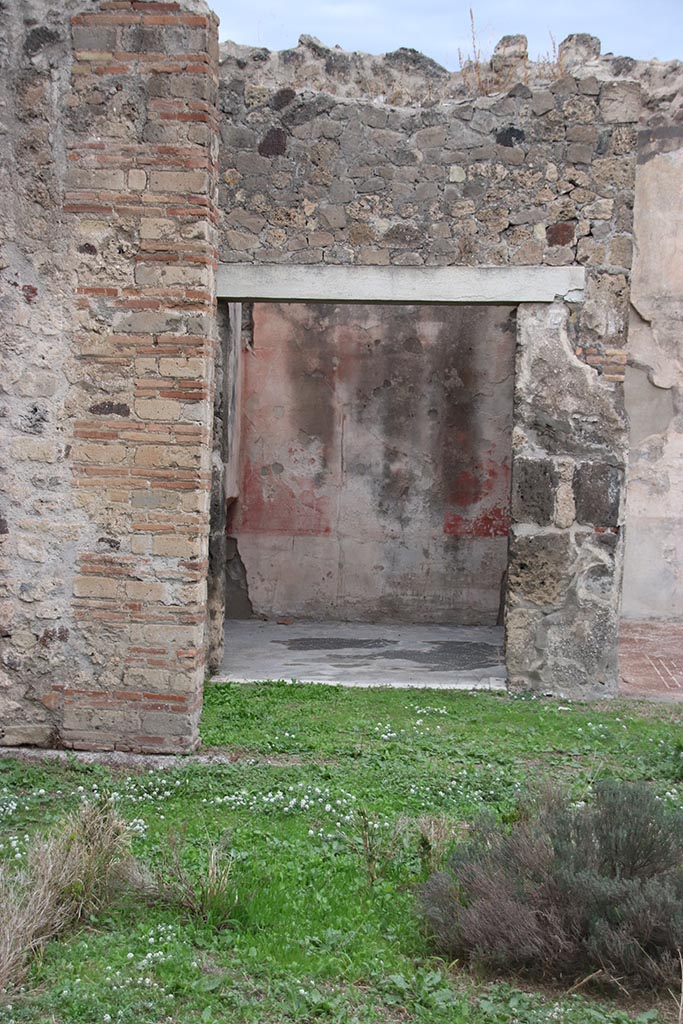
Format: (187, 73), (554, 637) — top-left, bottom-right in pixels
(0, 799), (135, 991)
(458, 8), (491, 96)
(416, 814), (462, 875)
(536, 32), (565, 83)
(458, 9), (564, 95)
(335, 808), (413, 887)
(420, 781), (683, 989)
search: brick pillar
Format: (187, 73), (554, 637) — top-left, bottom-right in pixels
(59, 0), (219, 751)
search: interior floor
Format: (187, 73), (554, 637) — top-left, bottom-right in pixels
(619, 620), (683, 702)
(215, 620), (506, 689)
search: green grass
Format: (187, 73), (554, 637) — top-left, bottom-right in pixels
(0, 684), (681, 1023)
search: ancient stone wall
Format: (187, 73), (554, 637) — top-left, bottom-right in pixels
(217, 39), (637, 380)
(2, 8), (679, 750)
(508, 302), (627, 695)
(213, 36), (641, 694)
(217, 33), (683, 632)
(1, 1), (76, 747)
(1, 0), (219, 751)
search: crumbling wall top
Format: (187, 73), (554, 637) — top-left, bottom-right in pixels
(219, 32), (683, 125)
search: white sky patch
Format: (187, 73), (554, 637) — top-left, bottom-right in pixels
(321, 2), (381, 18)
(213, 0), (682, 66)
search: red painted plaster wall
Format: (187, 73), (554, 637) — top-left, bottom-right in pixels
(229, 302), (515, 624)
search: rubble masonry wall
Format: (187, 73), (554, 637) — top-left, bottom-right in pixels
(1, 0), (219, 751)
(4, 13), (680, 748)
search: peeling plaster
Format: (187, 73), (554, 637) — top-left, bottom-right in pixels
(622, 139), (683, 620)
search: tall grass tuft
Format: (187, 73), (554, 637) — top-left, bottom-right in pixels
(0, 799), (135, 991)
(151, 829), (237, 930)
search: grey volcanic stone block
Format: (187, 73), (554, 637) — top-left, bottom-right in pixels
(574, 462), (622, 526)
(511, 458), (558, 525)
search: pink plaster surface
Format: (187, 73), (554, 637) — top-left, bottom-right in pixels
(229, 302), (516, 623)
(619, 620), (683, 701)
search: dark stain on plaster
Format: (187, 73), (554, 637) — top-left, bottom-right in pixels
(20, 404), (48, 434)
(384, 47), (448, 77)
(281, 304), (337, 458)
(24, 26), (60, 56)
(0, 515), (8, 536)
(258, 126), (288, 156)
(611, 56), (637, 76)
(508, 83), (532, 98)
(78, 242), (98, 256)
(637, 126), (683, 164)
(496, 125), (525, 147)
(21, 284), (38, 304)
(433, 306), (516, 524)
(89, 401), (130, 417)
(281, 94), (335, 127)
(547, 221), (575, 246)
(434, 308), (479, 515)
(38, 626), (69, 646)
(325, 52), (352, 77)
(273, 637), (399, 650)
(97, 536), (120, 551)
(271, 636), (501, 670)
(375, 343), (420, 522)
(272, 87), (296, 110)
(336, 306), (425, 529)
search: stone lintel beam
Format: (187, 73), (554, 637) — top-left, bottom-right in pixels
(216, 264), (586, 305)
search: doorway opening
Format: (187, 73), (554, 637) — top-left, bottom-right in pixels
(211, 298), (516, 688)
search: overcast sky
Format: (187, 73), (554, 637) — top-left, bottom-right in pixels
(210, 0), (682, 68)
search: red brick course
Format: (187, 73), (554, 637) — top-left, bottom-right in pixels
(58, 0), (220, 752)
